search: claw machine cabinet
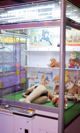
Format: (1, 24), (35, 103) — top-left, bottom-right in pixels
(0, 112), (14, 133)
(0, 1), (60, 133)
(64, 1), (80, 133)
(0, 0), (80, 133)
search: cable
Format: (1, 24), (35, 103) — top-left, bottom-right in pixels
(0, 43), (4, 49)
(0, 46), (17, 61)
(4, 46), (14, 53)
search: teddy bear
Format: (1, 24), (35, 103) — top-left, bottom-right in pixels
(65, 80), (78, 96)
(52, 97), (59, 107)
(52, 97), (67, 107)
(76, 78), (80, 101)
(67, 51), (79, 68)
(47, 91), (54, 100)
(53, 75), (68, 95)
(49, 58), (59, 67)
(53, 75), (59, 95)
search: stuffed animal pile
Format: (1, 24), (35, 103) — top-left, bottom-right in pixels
(51, 75), (80, 107)
(48, 51), (80, 107)
(52, 97), (67, 108)
(77, 78), (80, 100)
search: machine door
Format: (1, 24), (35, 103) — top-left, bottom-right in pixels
(0, 113), (14, 133)
(19, 117), (32, 133)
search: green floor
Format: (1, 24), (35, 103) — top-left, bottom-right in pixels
(64, 103), (80, 125)
(3, 91), (74, 108)
(3, 91), (24, 101)
(3, 91), (80, 125)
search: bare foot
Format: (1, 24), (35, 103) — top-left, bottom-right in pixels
(19, 98), (25, 102)
(22, 93), (27, 98)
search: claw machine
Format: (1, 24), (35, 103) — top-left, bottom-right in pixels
(0, 0), (80, 133)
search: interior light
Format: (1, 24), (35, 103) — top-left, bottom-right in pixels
(7, 4), (55, 14)
(66, 13), (71, 15)
(74, 10), (78, 12)
(67, 5), (71, 7)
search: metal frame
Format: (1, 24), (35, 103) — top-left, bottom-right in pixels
(0, 21), (61, 30)
(58, 0), (66, 133)
(66, 20), (80, 30)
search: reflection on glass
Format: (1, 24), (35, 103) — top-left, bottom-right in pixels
(65, 27), (80, 116)
(66, 1), (80, 24)
(0, 33), (26, 101)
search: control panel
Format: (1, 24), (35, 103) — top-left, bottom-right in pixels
(0, 104), (35, 116)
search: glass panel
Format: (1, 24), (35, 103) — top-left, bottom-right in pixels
(0, 0), (62, 110)
(66, 1), (80, 24)
(25, 26), (60, 108)
(0, 36), (4, 97)
(0, 25), (60, 109)
(0, 33), (26, 99)
(65, 26), (80, 125)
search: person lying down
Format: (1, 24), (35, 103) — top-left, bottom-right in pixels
(19, 84), (54, 104)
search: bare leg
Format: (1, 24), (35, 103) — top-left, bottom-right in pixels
(22, 84), (40, 97)
(19, 96), (48, 104)
(22, 88), (33, 98)
(24, 85), (48, 103)
(19, 98), (25, 102)
(32, 96), (47, 104)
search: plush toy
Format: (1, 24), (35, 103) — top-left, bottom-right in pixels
(47, 91), (54, 100)
(53, 62), (59, 67)
(65, 80), (78, 96)
(52, 97), (59, 107)
(52, 97), (67, 108)
(49, 58), (59, 67)
(49, 58), (56, 67)
(68, 51), (79, 68)
(77, 78), (80, 101)
(53, 75), (59, 95)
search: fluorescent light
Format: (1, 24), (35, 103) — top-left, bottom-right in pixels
(66, 13), (71, 15)
(67, 5), (71, 7)
(74, 10), (78, 12)
(7, 4), (55, 14)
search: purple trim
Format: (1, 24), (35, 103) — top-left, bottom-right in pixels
(66, 20), (80, 30)
(58, 0), (66, 133)
(0, 21), (60, 30)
